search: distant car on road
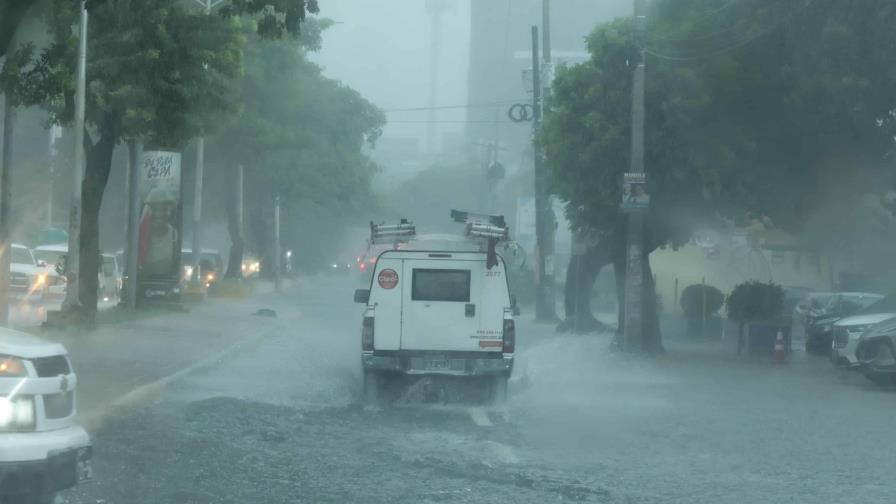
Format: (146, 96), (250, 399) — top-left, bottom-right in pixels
(805, 292), (882, 355)
(100, 253), (121, 301)
(856, 317), (896, 385)
(181, 249), (224, 287)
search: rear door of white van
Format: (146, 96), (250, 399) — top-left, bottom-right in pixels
(368, 254), (404, 351)
(400, 255), (482, 352)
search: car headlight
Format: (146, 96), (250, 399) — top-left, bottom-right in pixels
(848, 325), (870, 338)
(184, 265), (194, 278)
(0, 356), (26, 377)
(34, 273), (47, 287)
(0, 396), (36, 431)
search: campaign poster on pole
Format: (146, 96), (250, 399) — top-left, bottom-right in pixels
(621, 172), (650, 212)
(136, 150), (183, 306)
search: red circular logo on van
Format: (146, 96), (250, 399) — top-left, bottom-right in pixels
(378, 269), (399, 289)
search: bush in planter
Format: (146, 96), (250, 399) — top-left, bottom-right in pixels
(726, 281), (785, 354)
(680, 284), (724, 338)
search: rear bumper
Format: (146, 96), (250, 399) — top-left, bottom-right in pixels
(362, 351), (513, 376)
(0, 427), (92, 496)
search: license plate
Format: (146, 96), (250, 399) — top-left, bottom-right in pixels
(425, 359), (450, 370)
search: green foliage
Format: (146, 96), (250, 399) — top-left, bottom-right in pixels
(206, 32), (385, 270)
(679, 284), (724, 318)
(540, 0), (896, 252)
(3, 0), (243, 145)
(726, 281), (784, 324)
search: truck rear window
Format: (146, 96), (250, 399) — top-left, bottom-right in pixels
(411, 269), (470, 302)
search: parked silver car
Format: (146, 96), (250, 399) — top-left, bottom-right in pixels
(856, 317), (896, 385)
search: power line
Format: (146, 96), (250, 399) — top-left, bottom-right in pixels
(645, 1), (809, 61)
(646, 0), (740, 43)
(383, 100), (526, 113)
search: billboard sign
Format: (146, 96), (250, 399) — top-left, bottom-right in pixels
(137, 150), (183, 305)
(621, 172), (650, 212)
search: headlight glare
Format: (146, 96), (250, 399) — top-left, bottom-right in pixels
(0, 356), (26, 377)
(0, 396), (36, 431)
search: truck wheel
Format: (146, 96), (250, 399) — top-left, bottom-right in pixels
(489, 375), (508, 406)
(362, 370), (381, 404)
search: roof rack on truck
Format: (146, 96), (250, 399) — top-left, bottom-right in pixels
(369, 219), (416, 246)
(450, 210), (510, 268)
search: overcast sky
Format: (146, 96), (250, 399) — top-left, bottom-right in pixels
(309, 0), (471, 148)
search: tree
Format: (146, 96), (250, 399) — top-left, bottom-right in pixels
(2, 0), (243, 318)
(206, 30), (384, 276)
(542, 0), (896, 351)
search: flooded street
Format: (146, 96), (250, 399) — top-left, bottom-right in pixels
(63, 277), (896, 504)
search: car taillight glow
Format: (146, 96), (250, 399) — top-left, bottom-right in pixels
(362, 317), (375, 351)
(502, 319), (515, 353)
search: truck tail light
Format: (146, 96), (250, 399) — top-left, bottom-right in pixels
(502, 319), (515, 353)
(362, 317), (375, 351)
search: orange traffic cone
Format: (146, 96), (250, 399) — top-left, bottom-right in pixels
(774, 330), (786, 365)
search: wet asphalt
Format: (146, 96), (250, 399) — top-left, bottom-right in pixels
(64, 275), (896, 504)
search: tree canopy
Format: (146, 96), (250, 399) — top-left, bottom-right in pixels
(541, 0), (896, 347)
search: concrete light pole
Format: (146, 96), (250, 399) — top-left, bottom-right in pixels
(62, 1), (88, 312)
(189, 0), (224, 287)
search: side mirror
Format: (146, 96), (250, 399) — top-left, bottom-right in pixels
(354, 289), (370, 304)
(510, 294), (521, 316)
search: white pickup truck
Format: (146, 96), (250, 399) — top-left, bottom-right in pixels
(354, 214), (518, 404)
(0, 329), (92, 504)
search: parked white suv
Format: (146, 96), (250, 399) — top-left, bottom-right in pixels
(354, 214), (517, 404)
(0, 329), (92, 503)
(832, 296), (896, 368)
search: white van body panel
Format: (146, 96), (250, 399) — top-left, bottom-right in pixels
(366, 250), (509, 354)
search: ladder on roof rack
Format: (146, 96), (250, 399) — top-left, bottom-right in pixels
(451, 209), (510, 268)
(369, 219), (416, 246)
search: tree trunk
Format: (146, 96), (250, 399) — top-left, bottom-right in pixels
(612, 239), (663, 354)
(249, 186), (273, 279)
(612, 252), (626, 348)
(224, 162), (244, 279)
(558, 239), (612, 333)
(641, 255), (664, 354)
(78, 114), (118, 320)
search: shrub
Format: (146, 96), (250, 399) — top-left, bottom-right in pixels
(680, 284), (724, 318)
(726, 281), (785, 324)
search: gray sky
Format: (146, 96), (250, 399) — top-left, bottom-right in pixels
(310, 0), (471, 149)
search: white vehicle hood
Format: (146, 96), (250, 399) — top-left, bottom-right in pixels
(834, 312), (896, 328)
(10, 262), (41, 277)
(0, 328), (67, 359)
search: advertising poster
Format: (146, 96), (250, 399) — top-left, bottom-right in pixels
(136, 150), (183, 305)
(621, 172), (650, 212)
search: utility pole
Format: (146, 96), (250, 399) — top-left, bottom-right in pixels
(0, 90), (14, 325)
(62, 1), (88, 313)
(124, 140), (141, 309)
(622, 0), (647, 352)
(531, 25), (556, 322)
(273, 193), (281, 292)
(425, 0), (450, 155)
(47, 125), (62, 228)
(189, 0), (224, 287)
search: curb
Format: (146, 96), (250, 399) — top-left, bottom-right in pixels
(79, 322), (281, 432)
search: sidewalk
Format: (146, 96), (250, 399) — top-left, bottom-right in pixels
(39, 290), (287, 431)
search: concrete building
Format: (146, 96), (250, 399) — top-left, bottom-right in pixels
(466, 0), (630, 167)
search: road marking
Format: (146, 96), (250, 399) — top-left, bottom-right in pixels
(468, 407), (493, 427)
(80, 322), (281, 432)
